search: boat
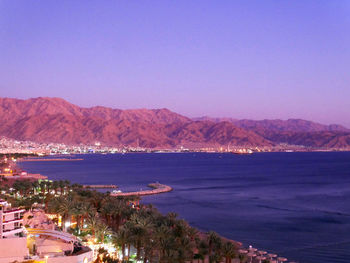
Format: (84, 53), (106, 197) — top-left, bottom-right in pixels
(232, 149), (253, 155)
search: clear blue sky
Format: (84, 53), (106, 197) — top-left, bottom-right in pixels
(0, 0), (349, 126)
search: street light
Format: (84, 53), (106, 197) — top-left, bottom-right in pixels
(44, 255), (49, 263)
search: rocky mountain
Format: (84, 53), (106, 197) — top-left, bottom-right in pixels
(0, 97), (271, 148)
(193, 116), (350, 148)
(193, 116), (349, 133)
(0, 97), (349, 149)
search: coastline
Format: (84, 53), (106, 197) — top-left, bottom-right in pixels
(13, 153), (339, 262)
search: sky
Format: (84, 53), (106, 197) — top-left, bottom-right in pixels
(0, 1), (349, 126)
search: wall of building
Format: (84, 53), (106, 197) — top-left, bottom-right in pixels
(2, 221), (22, 230)
(44, 250), (94, 263)
(0, 237), (29, 263)
(1, 202), (25, 238)
(36, 239), (73, 256)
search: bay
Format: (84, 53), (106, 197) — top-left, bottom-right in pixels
(18, 152), (350, 263)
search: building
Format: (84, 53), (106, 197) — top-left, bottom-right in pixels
(0, 200), (93, 263)
(0, 199), (26, 238)
(0, 199), (29, 263)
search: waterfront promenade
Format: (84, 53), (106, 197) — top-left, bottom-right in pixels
(110, 183), (172, 197)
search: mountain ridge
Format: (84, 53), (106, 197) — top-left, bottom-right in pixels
(0, 97), (349, 149)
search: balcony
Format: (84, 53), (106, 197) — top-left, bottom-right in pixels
(2, 208), (25, 214)
(2, 226), (24, 236)
(2, 218), (23, 225)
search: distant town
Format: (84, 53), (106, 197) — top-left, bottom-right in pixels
(0, 136), (347, 157)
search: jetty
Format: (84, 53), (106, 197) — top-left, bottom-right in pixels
(19, 158), (84, 162)
(111, 183), (172, 197)
(83, 184), (118, 189)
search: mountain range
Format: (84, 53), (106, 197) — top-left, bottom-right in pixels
(0, 97), (349, 149)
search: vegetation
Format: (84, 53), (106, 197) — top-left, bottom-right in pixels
(0, 177), (242, 263)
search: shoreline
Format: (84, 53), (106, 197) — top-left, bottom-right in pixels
(13, 154), (294, 262)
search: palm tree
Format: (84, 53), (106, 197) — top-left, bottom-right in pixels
(43, 192), (54, 212)
(12, 180), (31, 197)
(123, 219), (147, 260)
(197, 240), (209, 263)
(177, 236), (193, 263)
(0, 175), (8, 183)
(64, 180), (71, 193)
(80, 202), (96, 229)
(72, 202), (85, 230)
(165, 212), (178, 227)
(100, 199), (114, 226)
(39, 180), (47, 195)
(31, 180), (39, 195)
(45, 180), (53, 194)
(208, 231), (218, 257)
(207, 231), (221, 263)
(88, 190), (105, 211)
(143, 235), (159, 263)
(86, 213), (101, 239)
(52, 180), (60, 195)
(96, 222), (112, 243)
(210, 252), (223, 263)
(222, 242), (237, 263)
(154, 225), (174, 263)
(188, 226), (200, 263)
(57, 194), (76, 231)
(112, 228), (129, 260)
(58, 180), (65, 195)
(0, 175), (9, 193)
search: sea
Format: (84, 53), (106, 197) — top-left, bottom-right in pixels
(18, 152), (350, 263)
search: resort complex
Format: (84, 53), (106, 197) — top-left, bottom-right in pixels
(0, 199), (93, 263)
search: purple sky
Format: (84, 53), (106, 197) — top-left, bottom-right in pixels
(0, 1), (349, 127)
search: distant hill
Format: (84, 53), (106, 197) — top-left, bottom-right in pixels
(193, 116), (350, 148)
(193, 116), (349, 133)
(0, 97), (349, 149)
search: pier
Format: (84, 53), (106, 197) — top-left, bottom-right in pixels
(110, 183), (172, 197)
(83, 184), (118, 189)
(19, 158), (84, 162)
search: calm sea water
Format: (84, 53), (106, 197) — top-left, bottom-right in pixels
(18, 152), (350, 263)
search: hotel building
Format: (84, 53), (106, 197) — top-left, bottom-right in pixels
(0, 199), (28, 263)
(0, 199), (26, 238)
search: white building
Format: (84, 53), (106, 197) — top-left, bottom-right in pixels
(0, 199), (26, 238)
(0, 199), (29, 263)
(0, 199), (93, 263)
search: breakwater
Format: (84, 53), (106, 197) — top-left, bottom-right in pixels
(110, 183), (172, 197)
(19, 158), (84, 162)
(83, 184), (118, 189)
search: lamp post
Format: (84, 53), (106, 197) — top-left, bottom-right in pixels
(44, 255), (49, 263)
